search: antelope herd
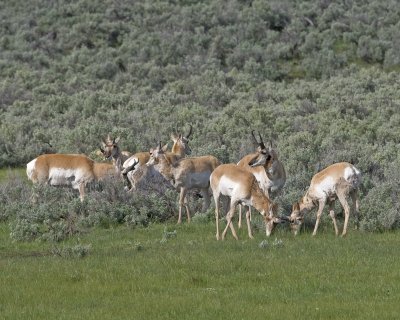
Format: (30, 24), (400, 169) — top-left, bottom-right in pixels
(26, 127), (362, 239)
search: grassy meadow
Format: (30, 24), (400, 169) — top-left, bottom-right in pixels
(1, 0), (400, 318)
(1, 218), (400, 320)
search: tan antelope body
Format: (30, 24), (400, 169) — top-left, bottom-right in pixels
(210, 164), (281, 240)
(26, 154), (118, 201)
(122, 125), (192, 191)
(147, 142), (220, 223)
(237, 131), (286, 232)
(288, 162), (361, 236)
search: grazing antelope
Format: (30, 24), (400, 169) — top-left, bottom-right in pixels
(237, 131), (286, 232)
(100, 134), (132, 175)
(122, 125), (193, 191)
(147, 141), (220, 224)
(210, 163), (281, 240)
(287, 162), (361, 237)
(26, 153), (124, 202)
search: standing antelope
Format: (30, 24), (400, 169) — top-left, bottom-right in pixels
(287, 162), (361, 237)
(26, 153), (123, 201)
(100, 134), (132, 175)
(237, 131), (286, 233)
(147, 141), (220, 224)
(122, 125), (193, 191)
(210, 163), (281, 240)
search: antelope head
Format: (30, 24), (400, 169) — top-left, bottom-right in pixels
(100, 134), (121, 160)
(286, 202), (303, 235)
(248, 131), (279, 173)
(171, 124), (193, 156)
(287, 195), (315, 235)
(261, 203), (283, 236)
(147, 141), (168, 166)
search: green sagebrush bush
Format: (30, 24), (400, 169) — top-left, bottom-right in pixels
(359, 159), (400, 232)
(51, 244), (92, 258)
(5, 175), (181, 242)
(360, 183), (400, 232)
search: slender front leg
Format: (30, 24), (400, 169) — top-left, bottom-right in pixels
(79, 183), (85, 202)
(214, 194), (220, 240)
(222, 202), (239, 240)
(246, 206), (253, 239)
(177, 187), (187, 224)
(350, 190), (360, 229)
(328, 200), (339, 236)
(337, 190), (350, 237)
(312, 200), (326, 236)
(238, 204), (243, 229)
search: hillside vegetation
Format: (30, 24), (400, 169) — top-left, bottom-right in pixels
(0, 0), (399, 234)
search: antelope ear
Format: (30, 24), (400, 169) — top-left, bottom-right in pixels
(170, 133), (178, 141)
(114, 136), (120, 144)
(162, 143), (169, 152)
(292, 203), (300, 212)
(248, 153), (265, 167)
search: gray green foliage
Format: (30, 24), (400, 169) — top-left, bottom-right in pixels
(0, 0), (399, 235)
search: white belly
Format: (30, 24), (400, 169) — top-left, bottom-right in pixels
(48, 168), (87, 189)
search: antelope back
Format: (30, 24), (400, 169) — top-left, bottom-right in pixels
(26, 154), (95, 187)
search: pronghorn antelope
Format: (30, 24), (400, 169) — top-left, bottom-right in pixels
(122, 125), (193, 191)
(210, 163), (281, 240)
(237, 131), (286, 231)
(287, 162), (361, 237)
(147, 141), (220, 224)
(243, 131), (286, 197)
(100, 134), (132, 175)
(26, 153), (121, 201)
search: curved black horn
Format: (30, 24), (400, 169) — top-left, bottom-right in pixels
(251, 130), (259, 144)
(186, 124), (193, 138)
(258, 132), (266, 149)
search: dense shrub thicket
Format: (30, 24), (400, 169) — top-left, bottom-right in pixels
(0, 0), (399, 238)
(1, 172), (185, 241)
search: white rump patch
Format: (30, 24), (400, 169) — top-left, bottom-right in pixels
(219, 176), (238, 197)
(123, 157), (139, 167)
(344, 166), (360, 181)
(26, 159), (37, 180)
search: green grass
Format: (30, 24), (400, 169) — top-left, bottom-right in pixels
(1, 221), (399, 320)
(0, 167), (26, 182)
